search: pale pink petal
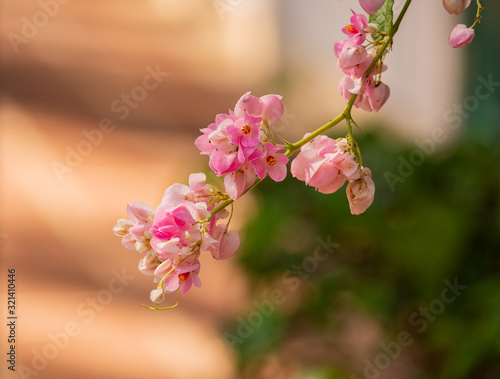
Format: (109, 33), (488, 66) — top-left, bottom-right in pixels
(216, 229), (240, 260)
(260, 94), (284, 124)
(127, 202), (154, 223)
(188, 173), (207, 192)
(234, 92), (263, 117)
(449, 24), (475, 48)
(359, 0), (386, 15)
(267, 163), (287, 182)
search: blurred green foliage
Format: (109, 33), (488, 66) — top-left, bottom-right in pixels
(225, 3), (500, 377)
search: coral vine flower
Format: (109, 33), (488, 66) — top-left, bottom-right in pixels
(359, 0), (385, 15)
(342, 10), (368, 37)
(291, 135), (375, 214)
(442, 0), (471, 15)
(449, 24), (475, 48)
(346, 167), (375, 215)
(155, 259), (202, 296)
(253, 142), (289, 182)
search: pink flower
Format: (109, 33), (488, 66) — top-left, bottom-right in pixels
(346, 167), (375, 215)
(113, 202), (155, 253)
(224, 163), (257, 200)
(234, 92), (263, 117)
(291, 136), (359, 194)
(160, 173), (214, 210)
(342, 10), (368, 37)
(227, 112), (262, 148)
(253, 142), (288, 182)
(209, 149), (240, 175)
(449, 24), (475, 48)
(152, 204), (195, 239)
(442, 0), (471, 15)
(155, 259), (202, 296)
(337, 37), (368, 70)
(208, 223), (240, 260)
(366, 81), (390, 112)
(359, 0), (386, 15)
(260, 94), (284, 124)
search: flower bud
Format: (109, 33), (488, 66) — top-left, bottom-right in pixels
(112, 219), (134, 236)
(346, 167), (375, 215)
(449, 24), (475, 48)
(442, 0), (471, 15)
(366, 81), (390, 112)
(365, 23), (379, 34)
(150, 288), (165, 304)
(359, 0), (386, 15)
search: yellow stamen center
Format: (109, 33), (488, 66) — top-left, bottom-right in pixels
(346, 24), (358, 34)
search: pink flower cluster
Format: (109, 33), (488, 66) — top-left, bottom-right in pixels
(335, 10), (390, 112)
(196, 92), (289, 199)
(113, 173), (240, 303)
(291, 135), (375, 215)
(443, 0), (475, 47)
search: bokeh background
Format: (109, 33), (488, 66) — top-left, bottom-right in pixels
(1, 1), (499, 378)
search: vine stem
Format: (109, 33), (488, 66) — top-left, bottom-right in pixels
(209, 0), (413, 220)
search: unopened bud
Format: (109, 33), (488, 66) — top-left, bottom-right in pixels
(112, 219), (134, 236)
(366, 23), (379, 34)
(150, 288), (165, 304)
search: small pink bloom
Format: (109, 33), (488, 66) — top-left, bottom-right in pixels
(224, 163), (257, 200)
(346, 167), (375, 215)
(359, 0), (386, 15)
(308, 159), (347, 194)
(253, 142), (288, 182)
(260, 94), (284, 124)
(442, 0), (471, 15)
(366, 81), (390, 112)
(208, 224), (240, 260)
(342, 10), (368, 37)
(449, 24), (474, 48)
(227, 112), (262, 148)
(337, 39), (368, 70)
(290, 135), (331, 184)
(234, 92), (263, 117)
(157, 260), (202, 296)
(209, 149), (240, 175)
(348, 55), (374, 79)
(195, 124), (217, 155)
(127, 202), (155, 223)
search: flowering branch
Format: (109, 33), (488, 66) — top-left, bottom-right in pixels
(113, 0), (483, 309)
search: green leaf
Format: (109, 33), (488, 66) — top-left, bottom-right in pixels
(368, 0), (394, 40)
